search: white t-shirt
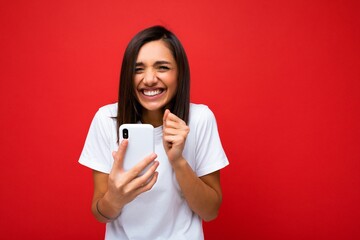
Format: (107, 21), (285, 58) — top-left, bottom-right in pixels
(79, 103), (229, 240)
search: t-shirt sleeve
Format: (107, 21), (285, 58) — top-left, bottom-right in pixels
(78, 109), (114, 174)
(194, 106), (229, 177)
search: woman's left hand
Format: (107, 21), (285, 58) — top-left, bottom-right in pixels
(162, 109), (190, 165)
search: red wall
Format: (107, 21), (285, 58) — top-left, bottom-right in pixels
(1, 0), (359, 239)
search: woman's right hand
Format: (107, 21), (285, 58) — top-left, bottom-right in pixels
(93, 140), (159, 221)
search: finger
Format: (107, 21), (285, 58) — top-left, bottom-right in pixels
(164, 115), (187, 130)
(163, 134), (175, 144)
(163, 134), (185, 144)
(112, 139), (128, 170)
(163, 121), (190, 137)
(163, 121), (187, 131)
(128, 160), (159, 189)
(163, 128), (188, 139)
(164, 111), (186, 124)
(112, 152), (157, 189)
(163, 127), (178, 136)
(163, 109), (170, 123)
(135, 171), (159, 195)
(127, 153), (157, 179)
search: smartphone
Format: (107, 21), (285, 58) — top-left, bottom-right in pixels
(119, 124), (155, 175)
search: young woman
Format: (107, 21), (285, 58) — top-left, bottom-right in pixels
(79, 26), (229, 239)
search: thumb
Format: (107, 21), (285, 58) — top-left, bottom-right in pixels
(112, 139), (128, 171)
(163, 109), (170, 125)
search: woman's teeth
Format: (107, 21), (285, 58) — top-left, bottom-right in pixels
(143, 89), (162, 96)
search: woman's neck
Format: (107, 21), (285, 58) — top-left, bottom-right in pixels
(141, 109), (163, 127)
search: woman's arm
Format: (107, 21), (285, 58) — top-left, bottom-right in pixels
(163, 110), (223, 221)
(91, 171), (113, 223)
(172, 161), (222, 221)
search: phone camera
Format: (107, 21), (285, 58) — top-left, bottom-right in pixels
(122, 128), (129, 139)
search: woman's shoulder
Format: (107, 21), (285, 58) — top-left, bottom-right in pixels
(189, 103), (212, 114)
(189, 103), (216, 125)
(97, 102), (118, 118)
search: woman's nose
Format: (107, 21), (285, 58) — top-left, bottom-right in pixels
(143, 70), (157, 85)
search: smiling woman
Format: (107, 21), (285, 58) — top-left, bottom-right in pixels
(134, 40), (178, 126)
(117, 26), (191, 134)
(78, 26), (229, 240)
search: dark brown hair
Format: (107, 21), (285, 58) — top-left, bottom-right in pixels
(116, 26), (190, 139)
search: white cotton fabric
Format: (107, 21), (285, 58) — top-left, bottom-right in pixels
(79, 103), (229, 240)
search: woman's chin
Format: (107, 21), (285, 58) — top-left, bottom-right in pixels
(140, 102), (166, 112)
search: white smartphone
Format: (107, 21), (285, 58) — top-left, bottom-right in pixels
(119, 124), (155, 175)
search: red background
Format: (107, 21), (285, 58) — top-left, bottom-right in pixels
(1, 0), (359, 239)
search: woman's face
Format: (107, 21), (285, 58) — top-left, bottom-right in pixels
(134, 40), (178, 114)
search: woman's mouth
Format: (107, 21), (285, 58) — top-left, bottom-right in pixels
(142, 89), (164, 96)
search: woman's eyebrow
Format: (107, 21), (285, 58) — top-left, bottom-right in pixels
(154, 60), (171, 66)
(135, 60), (172, 66)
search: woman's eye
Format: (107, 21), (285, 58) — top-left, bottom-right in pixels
(135, 68), (144, 73)
(158, 66), (170, 71)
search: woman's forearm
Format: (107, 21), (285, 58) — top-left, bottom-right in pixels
(171, 157), (222, 221)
